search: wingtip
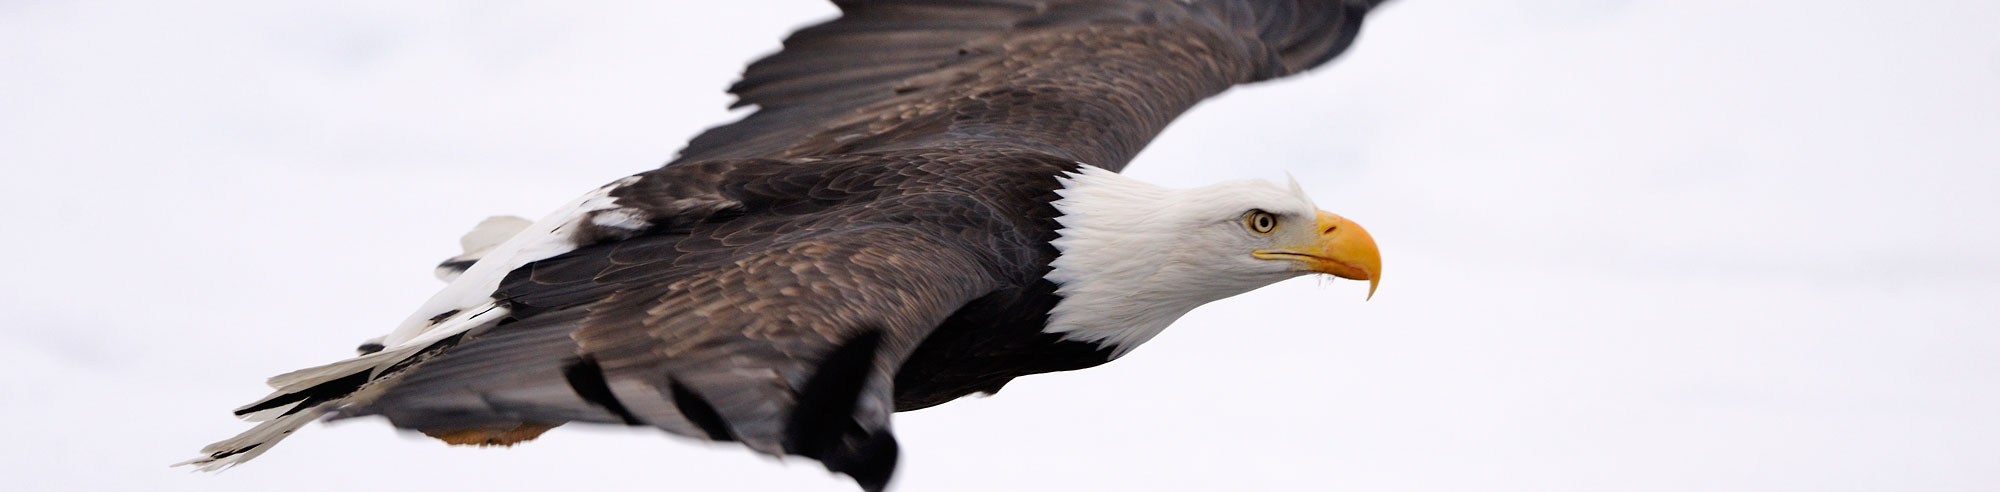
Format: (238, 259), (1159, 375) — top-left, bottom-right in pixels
(841, 431), (900, 492)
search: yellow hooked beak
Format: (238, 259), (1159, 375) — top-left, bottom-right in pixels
(1252, 211), (1382, 299)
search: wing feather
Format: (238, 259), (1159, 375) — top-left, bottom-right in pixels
(672, 0), (1387, 170)
(344, 183), (1026, 489)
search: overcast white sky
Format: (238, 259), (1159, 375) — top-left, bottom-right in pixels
(3, 1), (1997, 491)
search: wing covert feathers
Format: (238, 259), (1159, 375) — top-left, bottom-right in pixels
(673, 0), (1387, 170)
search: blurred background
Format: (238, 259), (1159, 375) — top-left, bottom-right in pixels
(2, 1), (1995, 490)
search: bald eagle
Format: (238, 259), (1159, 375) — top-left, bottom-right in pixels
(182, 0), (1388, 490)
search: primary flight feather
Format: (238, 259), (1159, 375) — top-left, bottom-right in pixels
(183, 1), (1389, 490)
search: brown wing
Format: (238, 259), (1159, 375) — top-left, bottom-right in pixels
(672, 0), (1386, 170)
(357, 228), (1004, 491)
(346, 156), (1066, 491)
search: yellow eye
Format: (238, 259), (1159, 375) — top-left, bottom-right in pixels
(1245, 210), (1278, 234)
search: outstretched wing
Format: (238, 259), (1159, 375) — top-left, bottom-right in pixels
(342, 166), (1044, 491)
(672, 0), (1386, 170)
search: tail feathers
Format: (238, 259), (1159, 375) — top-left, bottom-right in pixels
(183, 362), (382, 470)
(187, 309), (489, 471)
(239, 326), (477, 424)
(234, 400), (302, 423)
(176, 407), (325, 471)
(266, 302), (503, 391)
(235, 370), (371, 421)
(263, 344), (413, 391)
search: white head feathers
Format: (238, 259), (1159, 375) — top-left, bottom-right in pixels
(1042, 164), (1324, 357)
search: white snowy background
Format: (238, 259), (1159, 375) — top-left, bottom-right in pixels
(3, 1), (1996, 490)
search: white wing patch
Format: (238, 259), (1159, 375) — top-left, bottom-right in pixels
(378, 175), (642, 349)
(434, 215), (533, 282)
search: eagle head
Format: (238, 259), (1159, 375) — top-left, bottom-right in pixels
(1043, 165), (1382, 356)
